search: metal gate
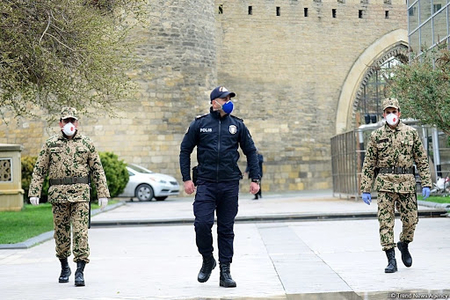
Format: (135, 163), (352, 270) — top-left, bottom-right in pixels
(331, 130), (362, 199)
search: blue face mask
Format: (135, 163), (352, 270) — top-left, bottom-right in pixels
(216, 100), (234, 114)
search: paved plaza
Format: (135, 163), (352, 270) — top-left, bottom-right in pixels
(1, 191), (449, 300)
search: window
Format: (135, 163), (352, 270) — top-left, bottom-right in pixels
(385, 10), (389, 19)
(332, 9), (337, 18)
(359, 10), (363, 19)
(276, 7), (280, 16)
(304, 7), (308, 17)
(218, 4), (223, 14)
(357, 56), (402, 125)
(433, 4), (442, 13)
(248, 6), (252, 15)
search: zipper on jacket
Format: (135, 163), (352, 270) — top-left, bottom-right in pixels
(217, 119), (221, 182)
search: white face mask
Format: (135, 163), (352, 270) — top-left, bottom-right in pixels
(385, 113), (399, 126)
(62, 122), (76, 136)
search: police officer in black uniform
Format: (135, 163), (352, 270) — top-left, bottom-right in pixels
(179, 86), (261, 288)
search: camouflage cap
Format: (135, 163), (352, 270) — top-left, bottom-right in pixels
(60, 107), (78, 120)
(382, 98), (400, 111)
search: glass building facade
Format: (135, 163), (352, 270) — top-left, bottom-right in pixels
(408, 0), (450, 53)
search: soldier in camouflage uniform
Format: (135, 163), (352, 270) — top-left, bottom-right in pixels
(29, 107), (110, 286)
(360, 98), (431, 273)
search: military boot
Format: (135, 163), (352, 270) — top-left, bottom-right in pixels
(197, 255), (216, 283)
(397, 241), (412, 267)
(58, 258), (71, 283)
(384, 248), (397, 273)
(74, 261), (86, 286)
(219, 263), (237, 288)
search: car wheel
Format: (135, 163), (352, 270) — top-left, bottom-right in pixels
(135, 184), (154, 201)
(155, 196), (167, 201)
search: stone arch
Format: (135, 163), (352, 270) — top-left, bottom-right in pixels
(335, 29), (409, 134)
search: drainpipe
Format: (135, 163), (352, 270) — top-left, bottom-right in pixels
(357, 128), (365, 169)
(432, 127), (441, 178)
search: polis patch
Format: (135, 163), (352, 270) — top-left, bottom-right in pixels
(229, 125), (237, 134)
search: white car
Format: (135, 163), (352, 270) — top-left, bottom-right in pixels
(118, 164), (180, 201)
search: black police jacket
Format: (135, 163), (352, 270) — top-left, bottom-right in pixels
(179, 108), (260, 183)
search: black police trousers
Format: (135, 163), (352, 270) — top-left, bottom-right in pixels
(193, 180), (239, 264)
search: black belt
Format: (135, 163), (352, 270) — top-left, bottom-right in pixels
(379, 167), (414, 174)
(49, 176), (89, 186)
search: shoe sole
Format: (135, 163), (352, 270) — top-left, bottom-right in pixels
(75, 281), (85, 286)
(220, 281), (237, 288)
(59, 270), (71, 283)
(384, 268), (397, 273)
(198, 260), (216, 283)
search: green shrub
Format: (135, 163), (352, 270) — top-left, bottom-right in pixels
(21, 156), (49, 203)
(90, 152), (129, 200)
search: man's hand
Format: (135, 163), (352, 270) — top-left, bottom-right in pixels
(184, 180), (195, 195)
(98, 198), (108, 208)
(250, 182), (260, 194)
(422, 187), (430, 200)
(362, 192), (371, 205)
(30, 197), (39, 206)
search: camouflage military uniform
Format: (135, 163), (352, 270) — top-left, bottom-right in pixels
(360, 121), (432, 251)
(29, 130), (109, 263)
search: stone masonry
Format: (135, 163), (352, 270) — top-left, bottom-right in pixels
(0, 0), (407, 195)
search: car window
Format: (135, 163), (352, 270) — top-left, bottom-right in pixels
(127, 164), (153, 174)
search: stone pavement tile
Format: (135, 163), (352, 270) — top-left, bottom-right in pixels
(257, 224), (352, 295)
(0, 223), (286, 300)
(288, 218), (450, 295)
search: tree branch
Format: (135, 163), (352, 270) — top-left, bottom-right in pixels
(39, 11), (52, 44)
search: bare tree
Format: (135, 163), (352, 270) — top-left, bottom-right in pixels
(0, 0), (147, 123)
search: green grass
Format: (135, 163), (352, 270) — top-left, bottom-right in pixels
(0, 203), (54, 244)
(418, 195), (450, 204)
(0, 201), (117, 245)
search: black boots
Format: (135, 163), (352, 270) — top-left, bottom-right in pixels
(397, 241), (412, 267)
(220, 263), (237, 288)
(197, 256), (236, 287)
(197, 255), (216, 283)
(384, 248), (397, 273)
(74, 261), (86, 286)
(58, 258), (71, 283)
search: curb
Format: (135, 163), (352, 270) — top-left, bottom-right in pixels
(418, 200), (450, 209)
(89, 208), (447, 227)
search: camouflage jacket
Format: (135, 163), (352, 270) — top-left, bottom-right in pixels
(28, 131), (110, 203)
(360, 122), (432, 193)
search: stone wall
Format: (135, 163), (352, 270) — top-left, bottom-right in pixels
(0, 0), (407, 195)
(214, 0), (407, 192)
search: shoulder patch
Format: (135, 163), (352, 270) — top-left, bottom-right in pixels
(196, 113), (208, 120)
(229, 114), (243, 122)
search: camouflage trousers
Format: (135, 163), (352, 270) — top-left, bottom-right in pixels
(52, 202), (90, 263)
(377, 192), (418, 251)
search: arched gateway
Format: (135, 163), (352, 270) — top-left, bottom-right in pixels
(336, 29), (409, 133)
